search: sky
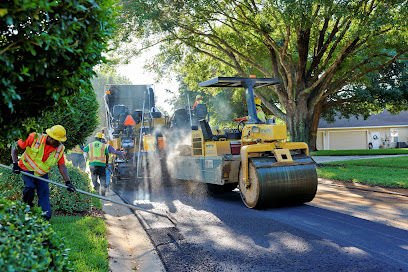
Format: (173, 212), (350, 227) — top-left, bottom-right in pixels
(117, 47), (179, 115)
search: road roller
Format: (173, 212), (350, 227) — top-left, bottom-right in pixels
(166, 76), (318, 208)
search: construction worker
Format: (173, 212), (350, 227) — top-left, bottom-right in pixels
(233, 96), (266, 123)
(192, 94), (204, 110)
(11, 125), (76, 221)
(70, 144), (85, 170)
(101, 138), (125, 191)
(83, 132), (109, 196)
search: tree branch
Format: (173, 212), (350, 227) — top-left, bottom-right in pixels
(325, 49), (408, 98)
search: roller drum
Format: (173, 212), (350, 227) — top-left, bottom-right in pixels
(239, 154), (317, 208)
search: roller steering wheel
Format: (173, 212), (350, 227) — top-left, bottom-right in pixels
(237, 120), (246, 133)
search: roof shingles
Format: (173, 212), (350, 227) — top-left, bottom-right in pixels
(318, 110), (408, 128)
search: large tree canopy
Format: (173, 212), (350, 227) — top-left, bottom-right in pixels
(118, 0), (408, 150)
(0, 0), (117, 146)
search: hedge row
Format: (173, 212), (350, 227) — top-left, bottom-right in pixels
(0, 162), (94, 214)
(0, 199), (73, 271)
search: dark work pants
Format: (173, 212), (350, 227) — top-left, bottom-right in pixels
(90, 165), (106, 192)
(22, 171), (52, 220)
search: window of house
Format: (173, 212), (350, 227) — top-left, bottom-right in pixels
(390, 128), (399, 143)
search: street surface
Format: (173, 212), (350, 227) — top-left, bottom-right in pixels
(112, 177), (408, 272)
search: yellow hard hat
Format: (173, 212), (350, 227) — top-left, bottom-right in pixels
(254, 96), (261, 106)
(95, 132), (103, 138)
(46, 125), (67, 142)
(196, 95), (203, 100)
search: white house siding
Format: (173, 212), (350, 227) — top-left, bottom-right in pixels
(317, 127), (408, 150)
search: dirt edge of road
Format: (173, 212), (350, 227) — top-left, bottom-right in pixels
(102, 190), (166, 272)
(318, 178), (408, 196)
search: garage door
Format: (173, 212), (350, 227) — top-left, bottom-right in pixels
(316, 131), (324, 150)
(329, 131), (367, 150)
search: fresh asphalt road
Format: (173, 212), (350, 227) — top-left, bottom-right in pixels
(112, 172), (408, 272)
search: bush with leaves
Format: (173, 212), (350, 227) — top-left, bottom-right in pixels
(0, 147), (11, 166)
(0, 0), (118, 147)
(0, 86), (99, 165)
(0, 199), (73, 271)
(0, 163), (94, 214)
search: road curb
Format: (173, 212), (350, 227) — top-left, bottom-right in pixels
(102, 190), (166, 272)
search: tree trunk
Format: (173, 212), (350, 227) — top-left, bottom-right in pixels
(308, 104), (323, 151)
(284, 101), (320, 152)
(285, 104), (310, 144)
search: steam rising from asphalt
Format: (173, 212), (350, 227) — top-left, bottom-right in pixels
(133, 125), (212, 202)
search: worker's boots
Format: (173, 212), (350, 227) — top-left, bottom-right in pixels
(101, 186), (106, 196)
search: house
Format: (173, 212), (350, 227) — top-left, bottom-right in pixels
(317, 110), (408, 150)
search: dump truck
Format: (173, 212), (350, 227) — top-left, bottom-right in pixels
(166, 77), (318, 208)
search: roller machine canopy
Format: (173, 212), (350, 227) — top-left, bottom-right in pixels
(199, 76), (281, 124)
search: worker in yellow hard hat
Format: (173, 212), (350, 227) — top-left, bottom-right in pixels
(233, 96), (266, 123)
(11, 125), (76, 221)
(100, 138), (126, 192)
(192, 94), (204, 110)
(83, 132), (109, 196)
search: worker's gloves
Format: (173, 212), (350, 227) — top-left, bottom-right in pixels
(232, 118), (236, 122)
(12, 163), (22, 174)
(65, 181), (76, 192)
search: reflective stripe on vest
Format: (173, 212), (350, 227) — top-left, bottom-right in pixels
(22, 133), (65, 176)
(256, 107), (266, 123)
(89, 141), (106, 163)
(71, 145), (83, 154)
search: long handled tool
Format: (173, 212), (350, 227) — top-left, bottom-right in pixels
(0, 163), (176, 226)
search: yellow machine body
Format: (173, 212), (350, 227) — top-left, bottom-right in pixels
(137, 77), (317, 208)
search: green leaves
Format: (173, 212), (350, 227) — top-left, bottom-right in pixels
(0, 0), (119, 147)
(0, 199), (74, 271)
(117, 0), (408, 149)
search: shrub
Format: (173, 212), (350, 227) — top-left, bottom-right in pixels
(0, 147), (12, 166)
(0, 199), (73, 271)
(0, 163), (94, 214)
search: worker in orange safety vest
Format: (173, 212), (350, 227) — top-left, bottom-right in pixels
(192, 94), (204, 110)
(11, 125), (76, 220)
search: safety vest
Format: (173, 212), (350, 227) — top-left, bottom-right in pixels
(108, 153), (114, 164)
(242, 107), (266, 123)
(21, 133), (65, 176)
(256, 107), (266, 123)
(193, 99), (204, 108)
(88, 141), (107, 164)
(71, 145), (83, 154)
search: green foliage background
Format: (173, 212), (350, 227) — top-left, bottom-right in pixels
(91, 66), (133, 133)
(0, 0), (118, 146)
(115, 0), (408, 148)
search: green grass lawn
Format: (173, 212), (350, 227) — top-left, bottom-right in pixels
(317, 156), (408, 188)
(50, 197), (108, 271)
(51, 215), (109, 272)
